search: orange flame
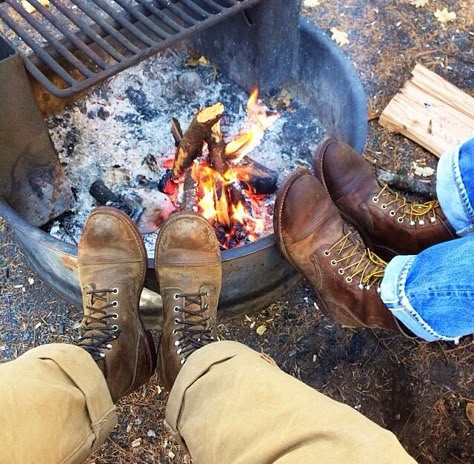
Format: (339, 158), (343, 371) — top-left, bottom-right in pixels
(225, 88), (279, 163)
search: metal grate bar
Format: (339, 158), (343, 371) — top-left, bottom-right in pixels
(0, 0), (263, 98)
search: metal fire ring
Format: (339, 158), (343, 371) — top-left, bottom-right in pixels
(0, 0), (262, 97)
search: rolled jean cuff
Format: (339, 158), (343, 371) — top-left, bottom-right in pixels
(20, 344), (117, 452)
(381, 256), (460, 342)
(436, 140), (474, 236)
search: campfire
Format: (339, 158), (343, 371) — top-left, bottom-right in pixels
(159, 89), (279, 249)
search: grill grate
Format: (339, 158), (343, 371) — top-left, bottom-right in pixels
(0, 0), (261, 97)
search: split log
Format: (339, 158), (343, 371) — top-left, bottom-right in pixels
(233, 156), (278, 195)
(379, 64), (474, 157)
(182, 169), (198, 212)
(172, 102), (224, 178)
(376, 168), (436, 199)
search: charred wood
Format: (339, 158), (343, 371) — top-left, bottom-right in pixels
(172, 102), (224, 179)
(233, 156), (278, 195)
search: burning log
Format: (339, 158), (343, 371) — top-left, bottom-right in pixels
(172, 102), (224, 179)
(206, 120), (229, 175)
(233, 156), (278, 195)
(89, 179), (139, 219)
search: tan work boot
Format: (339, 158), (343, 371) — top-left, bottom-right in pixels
(155, 212), (221, 391)
(78, 207), (156, 403)
(313, 138), (455, 260)
(274, 169), (400, 331)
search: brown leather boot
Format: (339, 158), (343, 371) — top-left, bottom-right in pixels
(155, 212), (221, 391)
(313, 138), (455, 259)
(78, 207), (156, 403)
(274, 169), (400, 331)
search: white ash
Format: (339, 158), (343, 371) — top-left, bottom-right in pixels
(46, 47), (325, 256)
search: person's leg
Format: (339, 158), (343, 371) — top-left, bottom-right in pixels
(166, 341), (416, 464)
(0, 344), (116, 464)
(381, 137), (474, 341)
(0, 207), (156, 464)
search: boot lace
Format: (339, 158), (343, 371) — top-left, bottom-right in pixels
(173, 291), (215, 363)
(324, 232), (387, 291)
(78, 288), (120, 361)
(373, 184), (439, 225)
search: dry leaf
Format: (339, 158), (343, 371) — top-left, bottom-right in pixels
(256, 324), (267, 336)
(186, 55), (210, 67)
(330, 28), (349, 47)
(21, 0), (50, 14)
(410, 0), (428, 7)
(434, 8), (456, 24)
(467, 403), (474, 426)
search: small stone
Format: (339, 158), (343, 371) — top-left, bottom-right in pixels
(177, 71), (202, 93)
(28, 277), (35, 285)
(147, 429), (157, 438)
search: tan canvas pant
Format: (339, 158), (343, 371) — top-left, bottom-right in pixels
(0, 341), (416, 464)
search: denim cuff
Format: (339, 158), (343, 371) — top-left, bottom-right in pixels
(380, 256), (460, 343)
(436, 142), (474, 236)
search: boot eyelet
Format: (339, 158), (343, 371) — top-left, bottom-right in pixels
(112, 288), (119, 294)
(172, 329), (178, 335)
(177, 348), (182, 355)
(389, 211), (395, 216)
(338, 269), (344, 275)
(106, 344), (112, 349)
(419, 220), (425, 225)
(397, 217), (404, 223)
(430, 217), (436, 223)
(330, 260), (337, 266)
(410, 220), (416, 226)
(174, 293), (180, 300)
(112, 301), (118, 307)
(173, 306), (180, 312)
(174, 340), (180, 346)
(112, 325), (119, 332)
(346, 276), (353, 283)
(381, 204), (387, 209)
(180, 358), (186, 365)
(372, 197), (379, 203)
(323, 250), (330, 256)
(174, 318), (181, 324)
(112, 313), (119, 319)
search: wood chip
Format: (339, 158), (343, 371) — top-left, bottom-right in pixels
(466, 403), (474, 426)
(256, 324), (267, 336)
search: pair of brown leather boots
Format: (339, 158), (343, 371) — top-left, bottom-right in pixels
(273, 138), (454, 333)
(77, 208), (221, 403)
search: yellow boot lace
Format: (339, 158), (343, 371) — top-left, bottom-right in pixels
(372, 184), (439, 226)
(324, 232), (387, 291)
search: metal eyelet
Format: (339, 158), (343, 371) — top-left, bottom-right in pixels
(112, 313), (119, 319)
(389, 211), (395, 216)
(323, 250), (330, 256)
(112, 288), (119, 294)
(358, 283), (364, 289)
(112, 325), (119, 332)
(381, 204), (387, 209)
(173, 306), (180, 312)
(174, 340), (180, 346)
(106, 344), (112, 349)
(346, 276), (353, 283)
(372, 197), (379, 203)
(174, 293), (180, 300)
(410, 220), (416, 226)
(100, 352), (106, 358)
(112, 301), (118, 307)
(397, 217), (404, 223)
(180, 358), (186, 365)
(174, 318), (181, 324)
(177, 348), (182, 355)
(172, 329), (178, 335)
(338, 269), (344, 275)
(419, 220), (425, 225)
(430, 217), (436, 223)
(331, 260), (337, 266)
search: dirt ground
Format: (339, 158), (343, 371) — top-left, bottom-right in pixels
(1, 1), (473, 463)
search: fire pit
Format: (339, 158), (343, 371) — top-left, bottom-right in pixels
(0, 0), (367, 327)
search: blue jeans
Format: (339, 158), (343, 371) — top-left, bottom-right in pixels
(380, 137), (474, 342)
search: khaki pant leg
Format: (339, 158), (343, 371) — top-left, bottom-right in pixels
(166, 341), (416, 464)
(0, 343), (117, 464)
